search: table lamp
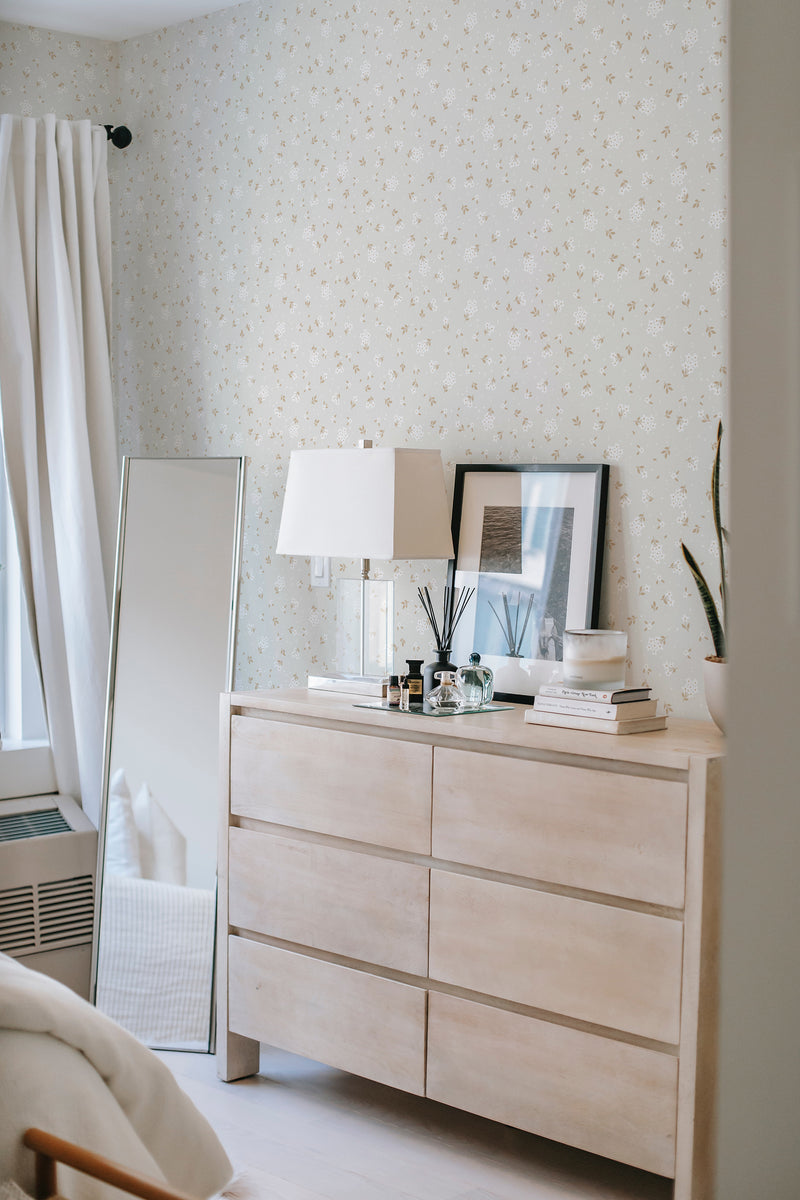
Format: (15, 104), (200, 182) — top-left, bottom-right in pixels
(276, 441), (454, 688)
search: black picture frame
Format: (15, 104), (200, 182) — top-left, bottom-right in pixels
(446, 463), (609, 704)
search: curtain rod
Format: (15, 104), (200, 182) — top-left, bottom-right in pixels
(104, 125), (132, 149)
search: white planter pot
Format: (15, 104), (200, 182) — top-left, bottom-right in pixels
(703, 656), (727, 733)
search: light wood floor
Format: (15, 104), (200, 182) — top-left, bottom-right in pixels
(158, 1046), (672, 1200)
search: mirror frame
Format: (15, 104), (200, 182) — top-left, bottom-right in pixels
(90, 455), (246, 1053)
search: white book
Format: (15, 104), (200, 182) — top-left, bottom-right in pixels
(524, 708), (667, 736)
(537, 683), (651, 703)
(533, 697), (658, 720)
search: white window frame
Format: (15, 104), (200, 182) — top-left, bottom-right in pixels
(0, 445), (56, 800)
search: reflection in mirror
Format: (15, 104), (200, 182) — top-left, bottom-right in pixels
(92, 457), (245, 1051)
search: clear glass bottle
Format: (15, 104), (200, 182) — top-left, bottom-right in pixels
(425, 670), (463, 712)
(456, 652), (494, 708)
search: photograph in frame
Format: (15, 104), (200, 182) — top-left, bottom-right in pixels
(446, 464), (609, 703)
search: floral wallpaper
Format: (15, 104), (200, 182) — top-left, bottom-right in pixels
(1, 0), (727, 715)
(0, 24), (117, 118)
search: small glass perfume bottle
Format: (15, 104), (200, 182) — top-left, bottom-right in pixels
(456, 652), (494, 708)
(404, 659), (424, 709)
(425, 670), (463, 712)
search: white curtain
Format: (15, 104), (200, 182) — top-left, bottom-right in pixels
(0, 113), (119, 827)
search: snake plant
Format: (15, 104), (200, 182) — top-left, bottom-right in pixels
(681, 421), (728, 660)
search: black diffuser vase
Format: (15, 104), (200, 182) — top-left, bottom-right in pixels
(423, 648), (456, 699)
(417, 585), (475, 703)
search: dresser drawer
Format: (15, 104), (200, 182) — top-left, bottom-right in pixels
(429, 871), (683, 1043)
(432, 746), (687, 907)
(227, 936), (426, 1094)
(228, 827), (429, 975)
(427, 992), (677, 1177)
(230, 716), (432, 852)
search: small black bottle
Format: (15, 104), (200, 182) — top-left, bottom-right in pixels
(387, 675), (401, 707)
(405, 659), (424, 709)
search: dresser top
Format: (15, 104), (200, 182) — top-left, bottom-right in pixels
(227, 688), (724, 772)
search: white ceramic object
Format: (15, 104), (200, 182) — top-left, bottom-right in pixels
(703, 656), (727, 733)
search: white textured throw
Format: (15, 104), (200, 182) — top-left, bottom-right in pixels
(0, 953), (233, 1200)
(95, 874), (215, 1046)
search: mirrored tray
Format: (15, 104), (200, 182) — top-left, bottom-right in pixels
(353, 702), (515, 718)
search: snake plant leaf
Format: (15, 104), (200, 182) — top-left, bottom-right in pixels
(711, 421), (728, 634)
(681, 542), (727, 659)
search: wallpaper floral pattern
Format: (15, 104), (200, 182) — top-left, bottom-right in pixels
(1, 0), (727, 714)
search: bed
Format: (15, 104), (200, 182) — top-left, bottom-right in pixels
(0, 953), (235, 1200)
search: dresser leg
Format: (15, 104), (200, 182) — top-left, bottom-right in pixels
(216, 1029), (260, 1081)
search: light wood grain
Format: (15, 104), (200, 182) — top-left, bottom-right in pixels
(432, 746), (687, 907)
(426, 992), (678, 1178)
(216, 695), (259, 1082)
(166, 1047), (673, 1200)
(219, 690), (722, 1193)
(229, 688), (724, 770)
(674, 756), (723, 1200)
(227, 936), (427, 1095)
(230, 715), (432, 852)
(429, 870), (684, 1043)
(228, 826), (429, 975)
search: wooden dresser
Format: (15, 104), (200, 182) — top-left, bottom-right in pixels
(217, 688), (723, 1199)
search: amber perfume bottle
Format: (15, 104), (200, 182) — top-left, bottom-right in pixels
(405, 659), (424, 709)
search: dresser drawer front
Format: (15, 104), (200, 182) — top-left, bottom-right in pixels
(429, 871), (683, 1043)
(230, 716), (432, 852)
(432, 747), (687, 908)
(227, 936), (426, 1094)
(228, 827), (429, 975)
(427, 993), (677, 1178)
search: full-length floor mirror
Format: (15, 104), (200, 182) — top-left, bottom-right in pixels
(92, 456), (245, 1051)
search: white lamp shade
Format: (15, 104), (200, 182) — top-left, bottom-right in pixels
(276, 447), (454, 561)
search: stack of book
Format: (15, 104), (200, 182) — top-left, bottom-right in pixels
(524, 683), (666, 735)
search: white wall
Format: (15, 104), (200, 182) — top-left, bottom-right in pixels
(715, 1), (800, 1194)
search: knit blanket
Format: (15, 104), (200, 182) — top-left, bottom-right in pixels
(0, 953), (234, 1200)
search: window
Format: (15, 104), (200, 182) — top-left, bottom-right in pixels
(0, 441), (56, 800)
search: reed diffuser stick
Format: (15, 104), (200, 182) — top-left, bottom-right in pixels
(488, 591), (535, 657)
(418, 585), (475, 651)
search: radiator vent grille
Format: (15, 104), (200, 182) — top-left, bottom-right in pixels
(0, 809), (71, 842)
(0, 875), (94, 956)
(0, 885), (36, 952)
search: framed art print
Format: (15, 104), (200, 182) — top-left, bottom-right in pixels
(446, 463), (609, 703)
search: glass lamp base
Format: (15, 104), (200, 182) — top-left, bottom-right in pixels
(336, 578), (394, 677)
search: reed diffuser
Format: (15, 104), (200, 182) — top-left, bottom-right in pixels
(418, 585), (475, 698)
(488, 591), (535, 658)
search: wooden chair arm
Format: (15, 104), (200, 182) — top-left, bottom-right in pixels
(22, 1128), (199, 1200)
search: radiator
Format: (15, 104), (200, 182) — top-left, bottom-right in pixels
(0, 794), (97, 997)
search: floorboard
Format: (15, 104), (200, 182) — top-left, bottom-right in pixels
(157, 1046), (671, 1200)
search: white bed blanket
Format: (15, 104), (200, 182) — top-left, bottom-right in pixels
(0, 952), (234, 1199)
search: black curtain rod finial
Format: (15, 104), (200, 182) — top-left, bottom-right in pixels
(104, 124), (132, 149)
